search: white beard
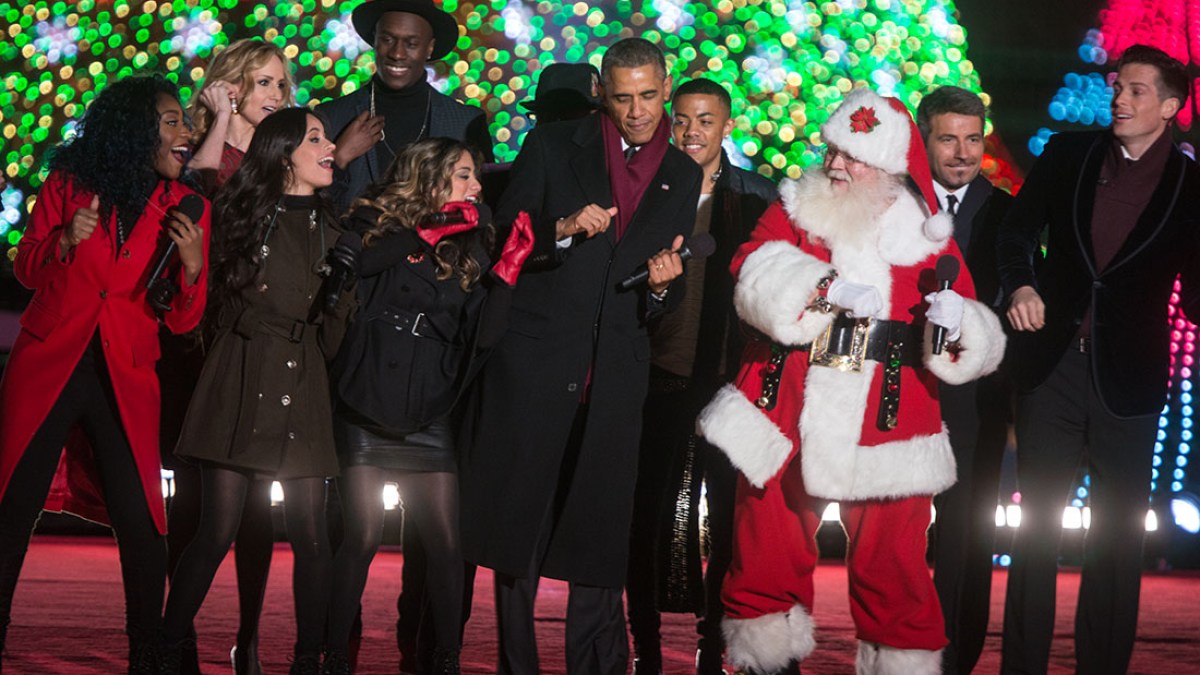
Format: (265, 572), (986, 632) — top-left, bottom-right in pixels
(789, 169), (903, 251)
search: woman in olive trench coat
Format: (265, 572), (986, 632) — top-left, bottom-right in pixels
(160, 108), (353, 672)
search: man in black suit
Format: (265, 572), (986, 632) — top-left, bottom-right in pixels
(917, 85), (1012, 675)
(316, 0), (492, 215)
(997, 45), (1200, 674)
(458, 38), (702, 675)
(624, 77), (777, 675)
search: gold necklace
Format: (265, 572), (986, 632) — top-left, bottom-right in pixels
(370, 81), (432, 155)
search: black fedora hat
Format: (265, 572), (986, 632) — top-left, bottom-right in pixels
(520, 63), (602, 114)
(352, 0), (460, 61)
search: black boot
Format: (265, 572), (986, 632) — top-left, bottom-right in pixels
(430, 647), (461, 675)
(127, 638), (158, 674)
(322, 649), (351, 675)
(695, 645), (728, 675)
(289, 652), (322, 675)
(157, 636), (195, 675)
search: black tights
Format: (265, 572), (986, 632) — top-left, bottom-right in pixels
(163, 466), (331, 656)
(166, 464), (274, 651)
(327, 466), (462, 652)
(0, 347), (165, 656)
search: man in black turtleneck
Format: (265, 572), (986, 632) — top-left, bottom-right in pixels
(317, 0), (493, 216)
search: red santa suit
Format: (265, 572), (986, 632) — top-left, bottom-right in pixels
(697, 89), (1005, 674)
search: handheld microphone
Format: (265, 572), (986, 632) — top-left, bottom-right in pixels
(617, 232), (717, 291)
(319, 231), (364, 316)
(422, 202), (492, 228)
(930, 254), (961, 355)
(148, 193), (206, 312)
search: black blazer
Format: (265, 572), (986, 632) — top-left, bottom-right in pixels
(459, 113), (703, 587)
(316, 84), (493, 215)
(996, 130), (1200, 417)
(953, 174), (1012, 311)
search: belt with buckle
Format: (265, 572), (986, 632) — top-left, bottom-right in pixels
(755, 315), (921, 432)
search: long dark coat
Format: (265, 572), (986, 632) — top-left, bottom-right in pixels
(458, 113), (703, 588)
(175, 195), (352, 478)
(996, 130), (1200, 417)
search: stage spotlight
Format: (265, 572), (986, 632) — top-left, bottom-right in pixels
(1171, 494), (1200, 534)
(383, 482), (402, 511)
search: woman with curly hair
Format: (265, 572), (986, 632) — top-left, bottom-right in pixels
(321, 137), (533, 675)
(188, 39), (293, 192)
(159, 107), (353, 675)
(159, 38), (294, 675)
(0, 75), (209, 672)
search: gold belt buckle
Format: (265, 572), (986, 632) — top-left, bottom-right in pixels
(809, 316), (872, 373)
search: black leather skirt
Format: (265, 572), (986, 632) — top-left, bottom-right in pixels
(333, 407), (456, 473)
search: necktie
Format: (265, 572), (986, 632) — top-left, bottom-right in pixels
(624, 145), (638, 162)
(945, 194), (959, 216)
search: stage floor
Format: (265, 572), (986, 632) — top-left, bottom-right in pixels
(3, 536), (1196, 673)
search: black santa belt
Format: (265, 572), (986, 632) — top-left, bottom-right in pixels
(756, 315), (921, 431)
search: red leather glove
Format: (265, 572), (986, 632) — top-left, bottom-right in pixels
(491, 211), (535, 286)
(416, 201), (480, 247)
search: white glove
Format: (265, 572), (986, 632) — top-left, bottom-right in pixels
(827, 278), (884, 318)
(925, 289), (965, 341)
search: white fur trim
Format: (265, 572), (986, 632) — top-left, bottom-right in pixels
(723, 604), (816, 673)
(923, 211), (953, 243)
(734, 241), (837, 347)
(876, 192), (948, 266)
(923, 299), (1006, 385)
(697, 385), (794, 488)
(821, 88), (910, 175)
(856, 641), (942, 675)
(799, 365), (956, 500)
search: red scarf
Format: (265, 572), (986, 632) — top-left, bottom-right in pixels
(601, 113), (671, 240)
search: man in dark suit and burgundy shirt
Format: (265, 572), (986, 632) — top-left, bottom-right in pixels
(917, 85), (1012, 675)
(997, 44), (1200, 674)
(458, 38), (702, 675)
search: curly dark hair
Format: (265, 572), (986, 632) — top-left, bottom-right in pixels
(208, 107), (335, 318)
(47, 75), (182, 247)
(355, 137), (491, 291)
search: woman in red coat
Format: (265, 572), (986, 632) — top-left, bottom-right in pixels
(0, 75), (209, 671)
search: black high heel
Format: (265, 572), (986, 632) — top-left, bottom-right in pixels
(231, 642), (264, 675)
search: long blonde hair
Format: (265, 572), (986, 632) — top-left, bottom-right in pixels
(355, 138), (490, 291)
(189, 40), (295, 142)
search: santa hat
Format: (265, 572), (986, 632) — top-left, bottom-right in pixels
(820, 88), (951, 242)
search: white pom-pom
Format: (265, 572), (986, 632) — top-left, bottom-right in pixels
(924, 212), (953, 242)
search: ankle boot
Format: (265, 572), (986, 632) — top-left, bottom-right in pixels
(322, 649), (351, 675)
(289, 652), (321, 675)
(157, 636), (195, 675)
(430, 647), (461, 675)
(127, 639), (158, 675)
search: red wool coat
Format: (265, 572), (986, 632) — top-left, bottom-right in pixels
(0, 170), (209, 534)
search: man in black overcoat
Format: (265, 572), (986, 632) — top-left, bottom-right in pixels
(458, 38), (702, 675)
(623, 77), (777, 675)
(997, 45), (1200, 674)
(916, 85), (1012, 675)
(316, 0), (492, 216)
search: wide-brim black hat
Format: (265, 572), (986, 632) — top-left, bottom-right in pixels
(352, 0), (460, 61)
(520, 63), (602, 113)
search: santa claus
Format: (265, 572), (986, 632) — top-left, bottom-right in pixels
(697, 88), (1006, 674)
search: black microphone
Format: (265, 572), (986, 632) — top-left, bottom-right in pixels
(319, 231), (363, 316)
(617, 233), (717, 291)
(422, 202), (492, 228)
(930, 254), (961, 355)
(148, 193), (205, 312)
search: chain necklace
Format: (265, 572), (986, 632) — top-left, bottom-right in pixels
(370, 80), (432, 157)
